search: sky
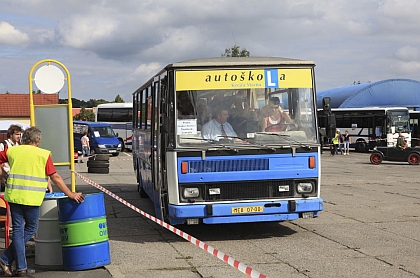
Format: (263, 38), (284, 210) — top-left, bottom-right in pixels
(1, 0), (420, 102)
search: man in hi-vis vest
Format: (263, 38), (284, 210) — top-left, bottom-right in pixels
(0, 127), (84, 277)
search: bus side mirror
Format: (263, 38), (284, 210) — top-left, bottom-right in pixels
(326, 114), (336, 139)
(322, 97), (331, 113)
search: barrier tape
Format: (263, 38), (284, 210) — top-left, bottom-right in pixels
(73, 170), (267, 278)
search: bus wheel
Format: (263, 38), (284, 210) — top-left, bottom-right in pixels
(355, 141), (368, 152)
(119, 138), (125, 151)
(407, 153), (420, 165)
(370, 153), (383, 165)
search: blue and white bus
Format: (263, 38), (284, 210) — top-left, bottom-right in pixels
(132, 57), (323, 225)
(318, 107), (411, 152)
(95, 103), (133, 150)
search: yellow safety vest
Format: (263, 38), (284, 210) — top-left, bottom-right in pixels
(5, 145), (50, 206)
(332, 133), (339, 144)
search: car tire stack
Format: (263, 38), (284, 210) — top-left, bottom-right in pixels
(87, 154), (110, 174)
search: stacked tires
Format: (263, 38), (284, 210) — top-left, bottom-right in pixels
(87, 154), (109, 174)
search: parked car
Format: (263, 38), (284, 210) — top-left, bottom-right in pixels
(73, 121), (121, 156)
(370, 146), (420, 165)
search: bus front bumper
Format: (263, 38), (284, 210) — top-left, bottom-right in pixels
(168, 198), (323, 225)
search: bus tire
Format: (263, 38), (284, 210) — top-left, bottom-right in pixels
(119, 138), (125, 151)
(355, 141), (368, 152)
(139, 185), (148, 198)
(112, 152), (120, 157)
(87, 161), (109, 168)
(88, 167), (110, 174)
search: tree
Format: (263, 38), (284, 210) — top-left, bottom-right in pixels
(74, 107), (95, 121)
(113, 94), (124, 103)
(221, 45), (250, 57)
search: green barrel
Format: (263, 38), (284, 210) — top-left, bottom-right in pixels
(60, 216), (108, 247)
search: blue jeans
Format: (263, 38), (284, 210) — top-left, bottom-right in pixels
(344, 140), (350, 151)
(0, 203), (40, 271)
(82, 146), (90, 157)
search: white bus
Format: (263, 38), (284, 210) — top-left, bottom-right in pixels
(95, 103), (133, 150)
(318, 107), (411, 152)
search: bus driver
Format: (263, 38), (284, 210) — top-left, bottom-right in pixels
(201, 106), (237, 141)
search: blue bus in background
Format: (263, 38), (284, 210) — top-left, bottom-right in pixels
(132, 57), (323, 225)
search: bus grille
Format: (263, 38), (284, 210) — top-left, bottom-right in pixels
(180, 180), (295, 202)
(188, 158), (269, 173)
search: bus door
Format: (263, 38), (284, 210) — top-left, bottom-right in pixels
(151, 78), (165, 221)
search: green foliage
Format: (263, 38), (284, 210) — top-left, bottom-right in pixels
(59, 98), (109, 108)
(73, 107), (95, 121)
(113, 94), (124, 103)
(221, 45), (250, 57)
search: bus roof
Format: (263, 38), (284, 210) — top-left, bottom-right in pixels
(133, 57), (315, 95)
(168, 57), (315, 69)
(318, 107), (409, 112)
(96, 103), (133, 108)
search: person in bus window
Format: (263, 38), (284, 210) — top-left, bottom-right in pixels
(259, 97), (297, 132)
(201, 106), (237, 141)
(196, 99), (212, 130)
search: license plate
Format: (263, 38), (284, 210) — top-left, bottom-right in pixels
(109, 150), (116, 153)
(231, 206), (264, 214)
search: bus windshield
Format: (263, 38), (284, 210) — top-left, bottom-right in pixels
(176, 88), (317, 146)
(388, 110), (410, 133)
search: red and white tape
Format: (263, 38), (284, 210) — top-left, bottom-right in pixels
(73, 170), (267, 278)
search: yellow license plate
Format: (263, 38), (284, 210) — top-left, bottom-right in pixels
(231, 206), (264, 214)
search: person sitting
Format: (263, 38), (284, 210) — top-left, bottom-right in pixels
(201, 106), (237, 141)
(396, 131), (408, 150)
(196, 99), (212, 130)
(259, 97), (297, 132)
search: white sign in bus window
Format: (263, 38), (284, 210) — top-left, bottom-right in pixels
(177, 119), (197, 135)
(94, 131), (100, 137)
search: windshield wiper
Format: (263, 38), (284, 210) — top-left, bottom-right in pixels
(254, 132), (311, 150)
(228, 136), (276, 152)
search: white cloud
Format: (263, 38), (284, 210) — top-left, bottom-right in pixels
(58, 15), (119, 49)
(0, 21), (30, 46)
(395, 46), (420, 61)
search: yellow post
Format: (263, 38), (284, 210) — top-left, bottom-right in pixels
(28, 59), (76, 192)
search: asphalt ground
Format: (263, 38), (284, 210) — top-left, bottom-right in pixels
(1, 149), (420, 277)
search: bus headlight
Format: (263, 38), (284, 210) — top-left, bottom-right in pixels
(118, 143), (122, 148)
(183, 188), (200, 198)
(98, 144), (106, 148)
(297, 182), (313, 193)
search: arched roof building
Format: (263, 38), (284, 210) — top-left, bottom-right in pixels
(316, 79), (420, 109)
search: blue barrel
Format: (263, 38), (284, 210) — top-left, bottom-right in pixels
(57, 192), (111, 271)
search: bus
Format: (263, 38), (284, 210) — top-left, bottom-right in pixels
(95, 103), (133, 150)
(132, 57), (323, 225)
(318, 107), (411, 152)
